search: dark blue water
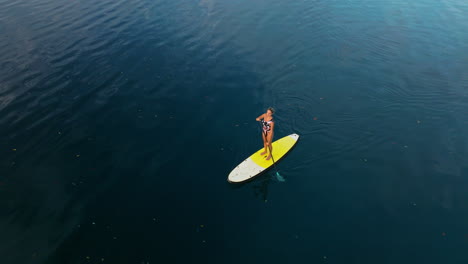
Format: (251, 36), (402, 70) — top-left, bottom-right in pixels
(2, 0), (468, 263)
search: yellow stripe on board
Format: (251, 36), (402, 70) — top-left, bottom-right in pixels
(250, 135), (297, 168)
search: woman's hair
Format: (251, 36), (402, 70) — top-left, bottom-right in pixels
(267, 107), (275, 114)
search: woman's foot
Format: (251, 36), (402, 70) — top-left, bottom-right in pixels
(266, 155), (271, 160)
(260, 151), (267, 155)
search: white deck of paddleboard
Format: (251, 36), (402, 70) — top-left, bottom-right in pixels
(228, 158), (264, 183)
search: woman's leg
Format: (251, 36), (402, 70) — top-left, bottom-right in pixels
(261, 133), (268, 155)
(266, 132), (273, 160)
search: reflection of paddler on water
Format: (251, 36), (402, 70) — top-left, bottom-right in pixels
(255, 107), (275, 160)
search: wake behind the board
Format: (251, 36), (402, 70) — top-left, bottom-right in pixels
(228, 133), (300, 183)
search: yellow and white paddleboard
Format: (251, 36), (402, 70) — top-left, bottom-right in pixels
(228, 133), (300, 183)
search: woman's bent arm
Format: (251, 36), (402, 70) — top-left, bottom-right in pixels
(255, 114), (264, 121)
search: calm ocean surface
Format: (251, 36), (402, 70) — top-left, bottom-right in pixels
(1, 0), (468, 263)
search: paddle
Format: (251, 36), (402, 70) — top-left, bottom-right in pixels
(259, 121), (282, 179)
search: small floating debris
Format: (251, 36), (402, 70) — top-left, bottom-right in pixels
(417, 120), (421, 124)
(76, 154), (80, 158)
(92, 222), (96, 225)
(200, 225), (204, 228)
(442, 232), (446, 236)
(404, 145), (408, 148)
(58, 131), (62, 135)
(313, 117), (318, 120)
(12, 148), (16, 151)
(323, 256), (327, 259)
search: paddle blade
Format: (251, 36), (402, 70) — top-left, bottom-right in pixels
(274, 172), (286, 182)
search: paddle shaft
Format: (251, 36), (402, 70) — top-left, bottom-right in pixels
(259, 121), (279, 174)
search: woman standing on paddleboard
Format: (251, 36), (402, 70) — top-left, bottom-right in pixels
(256, 107), (275, 160)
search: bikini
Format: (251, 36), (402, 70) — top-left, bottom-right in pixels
(261, 118), (274, 135)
